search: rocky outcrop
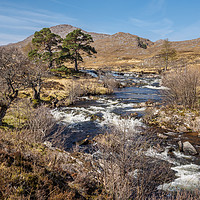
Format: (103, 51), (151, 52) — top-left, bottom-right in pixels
(178, 141), (198, 155)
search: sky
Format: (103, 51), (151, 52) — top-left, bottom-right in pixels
(1, 0), (200, 45)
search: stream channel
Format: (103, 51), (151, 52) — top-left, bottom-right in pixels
(51, 71), (200, 192)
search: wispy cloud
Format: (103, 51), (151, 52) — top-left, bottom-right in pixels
(130, 17), (173, 39)
(0, 3), (78, 45)
(0, 7), (77, 27)
(0, 33), (28, 45)
(0, 24), (40, 31)
(147, 0), (166, 15)
(169, 20), (200, 41)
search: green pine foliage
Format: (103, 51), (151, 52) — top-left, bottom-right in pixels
(28, 28), (97, 71)
(29, 28), (62, 68)
(62, 29), (97, 71)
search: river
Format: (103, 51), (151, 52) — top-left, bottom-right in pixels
(51, 71), (200, 192)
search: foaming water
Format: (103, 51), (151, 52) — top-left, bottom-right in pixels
(142, 85), (169, 90)
(52, 97), (144, 131)
(50, 73), (162, 150)
(158, 164), (200, 191)
(146, 146), (200, 191)
(50, 71), (199, 191)
(145, 147), (179, 165)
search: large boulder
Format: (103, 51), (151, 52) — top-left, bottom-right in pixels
(182, 141), (198, 155)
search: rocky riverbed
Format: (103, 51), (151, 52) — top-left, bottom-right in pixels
(47, 71), (200, 193)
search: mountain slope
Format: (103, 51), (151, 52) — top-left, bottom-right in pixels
(5, 24), (200, 72)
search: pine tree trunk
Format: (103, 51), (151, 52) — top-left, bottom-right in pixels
(74, 58), (78, 71)
(48, 46), (53, 69)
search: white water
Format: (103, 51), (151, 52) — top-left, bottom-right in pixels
(146, 147), (200, 191)
(142, 85), (170, 90)
(146, 147), (179, 165)
(51, 72), (199, 192)
(51, 97), (144, 131)
(158, 164), (200, 191)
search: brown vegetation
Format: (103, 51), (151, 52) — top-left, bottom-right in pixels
(9, 24), (200, 73)
(162, 66), (200, 108)
(0, 47), (29, 125)
(1, 24), (200, 199)
(0, 98), (200, 199)
(94, 124), (174, 199)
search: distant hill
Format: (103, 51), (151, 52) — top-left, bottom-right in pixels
(8, 24), (111, 48)
(4, 24), (200, 72)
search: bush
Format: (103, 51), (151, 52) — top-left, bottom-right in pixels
(102, 73), (119, 92)
(26, 105), (57, 142)
(162, 67), (200, 108)
(95, 123), (174, 199)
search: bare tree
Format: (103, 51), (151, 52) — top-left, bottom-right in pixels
(0, 47), (28, 125)
(158, 39), (176, 71)
(26, 60), (48, 101)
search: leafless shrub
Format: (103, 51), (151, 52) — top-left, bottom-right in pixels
(102, 73), (119, 92)
(26, 60), (48, 101)
(26, 105), (57, 142)
(68, 79), (84, 104)
(162, 67), (200, 108)
(95, 123), (173, 200)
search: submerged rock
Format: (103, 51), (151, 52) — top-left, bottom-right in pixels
(182, 141), (198, 155)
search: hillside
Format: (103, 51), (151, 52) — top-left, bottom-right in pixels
(6, 24), (200, 72)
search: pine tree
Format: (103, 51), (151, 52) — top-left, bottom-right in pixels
(62, 29), (97, 71)
(29, 28), (62, 68)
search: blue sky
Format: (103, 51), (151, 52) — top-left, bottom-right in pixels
(1, 0), (200, 45)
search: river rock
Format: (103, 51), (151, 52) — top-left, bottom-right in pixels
(157, 133), (168, 139)
(76, 138), (90, 146)
(165, 132), (177, 136)
(44, 141), (53, 148)
(167, 147), (176, 155)
(178, 141), (183, 151)
(130, 112), (138, 118)
(182, 141), (198, 155)
(139, 102), (146, 107)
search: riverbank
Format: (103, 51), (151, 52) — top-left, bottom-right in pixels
(1, 70), (200, 199)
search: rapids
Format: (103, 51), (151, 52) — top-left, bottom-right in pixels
(51, 71), (200, 192)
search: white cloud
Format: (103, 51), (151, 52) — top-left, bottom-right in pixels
(130, 17), (174, 39)
(0, 8), (77, 27)
(0, 4), (78, 45)
(0, 24), (40, 31)
(130, 18), (154, 28)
